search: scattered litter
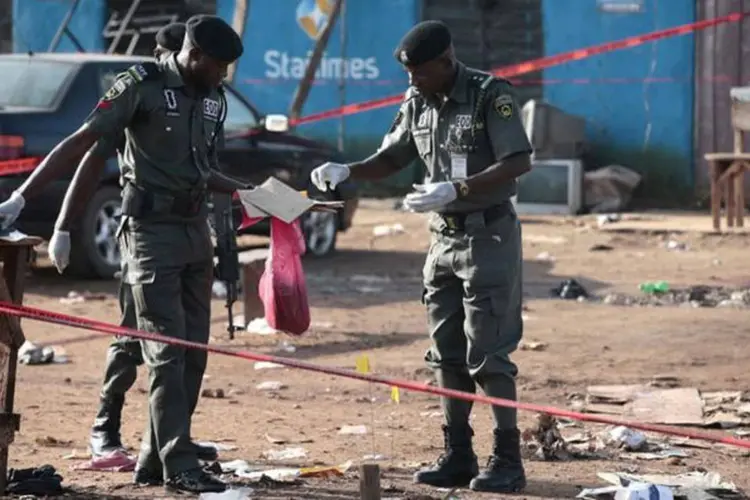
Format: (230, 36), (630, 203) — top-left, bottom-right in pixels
(72, 450), (136, 472)
(62, 450), (84, 460)
(19, 341), (68, 365)
(223, 460), (351, 484)
(363, 454), (388, 461)
(551, 279), (588, 300)
(578, 482), (674, 500)
(589, 244), (614, 252)
(194, 441), (237, 452)
(607, 426), (646, 451)
(372, 223), (405, 237)
(35, 436), (73, 448)
(201, 388), (226, 399)
(199, 487), (254, 500)
(521, 414), (596, 461)
(597, 213), (622, 227)
(254, 361), (284, 370)
(265, 434), (288, 445)
(623, 449), (689, 461)
(277, 341), (296, 353)
(338, 424), (368, 435)
(624, 388), (704, 426)
(59, 290), (108, 304)
(536, 251), (555, 261)
(262, 447), (307, 461)
(6, 465), (64, 496)
(520, 341), (547, 351)
(666, 240), (688, 251)
(246, 317), (280, 335)
(584, 164), (641, 213)
(211, 281), (228, 299)
(639, 281), (670, 295)
(596, 471), (737, 494)
(256, 381), (287, 392)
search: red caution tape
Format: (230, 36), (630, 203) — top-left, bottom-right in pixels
(1, 301), (750, 449)
(292, 11), (750, 126)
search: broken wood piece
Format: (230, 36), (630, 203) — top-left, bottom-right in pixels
(359, 463), (380, 500)
(623, 388), (703, 425)
(586, 384), (648, 404)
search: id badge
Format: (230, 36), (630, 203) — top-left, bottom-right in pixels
(450, 154), (468, 180)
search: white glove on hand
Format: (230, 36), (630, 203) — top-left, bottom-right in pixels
(403, 182), (457, 213)
(310, 162), (350, 192)
(48, 230), (71, 274)
(0, 191), (25, 230)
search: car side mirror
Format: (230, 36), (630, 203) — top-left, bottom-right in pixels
(264, 114), (289, 133)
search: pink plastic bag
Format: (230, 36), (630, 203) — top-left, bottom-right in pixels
(257, 218), (310, 335)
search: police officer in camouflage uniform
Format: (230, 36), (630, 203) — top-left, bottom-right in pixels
(26, 15), (247, 494)
(311, 21), (532, 494)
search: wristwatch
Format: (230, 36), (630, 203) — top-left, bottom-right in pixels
(456, 180), (470, 198)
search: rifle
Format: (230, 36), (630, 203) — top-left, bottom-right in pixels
(214, 206), (240, 339)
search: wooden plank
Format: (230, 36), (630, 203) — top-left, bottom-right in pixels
(695, 0), (718, 193)
(359, 463), (381, 500)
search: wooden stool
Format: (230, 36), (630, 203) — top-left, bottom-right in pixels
(238, 249), (268, 329)
(706, 87), (750, 231)
(0, 235), (42, 492)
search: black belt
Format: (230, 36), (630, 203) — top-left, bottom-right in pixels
(121, 183), (206, 219)
(439, 203), (511, 231)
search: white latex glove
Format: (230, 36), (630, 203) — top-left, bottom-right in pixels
(48, 230), (71, 274)
(0, 191), (25, 230)
(402, 182), (457, 213)
(310, 162), (350, 192)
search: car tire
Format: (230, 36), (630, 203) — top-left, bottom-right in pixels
(301, 210), (338, 258)
(67, 186), (122, 279)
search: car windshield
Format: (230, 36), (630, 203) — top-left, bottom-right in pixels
(0, 59), (77, 109)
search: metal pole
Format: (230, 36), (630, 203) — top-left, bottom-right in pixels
(107, 0), (142, 55)
(337, 0), (347, 153)
(47, 0), (81, 52)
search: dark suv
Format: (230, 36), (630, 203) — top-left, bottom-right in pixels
(0, 53), (358, 279)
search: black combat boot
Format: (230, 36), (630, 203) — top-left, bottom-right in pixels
(89, 396), (125, 456)
(166, 468), (226, 494)
(469, 428), (526, 493)
(413, 425), (479, 488)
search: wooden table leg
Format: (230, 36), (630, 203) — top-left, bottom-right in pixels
(737, 165), (746, 228)
(710, 161), (721, 231)
(727, 165), (736, 228)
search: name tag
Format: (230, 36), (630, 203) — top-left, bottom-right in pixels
(203, 98), (220, 120)
(451, 154), (467, 180)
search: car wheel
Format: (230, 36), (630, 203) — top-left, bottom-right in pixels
(67, 186), (122, 279)
(301, 211), (338, 257)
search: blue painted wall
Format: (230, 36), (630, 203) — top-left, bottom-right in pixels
(542, 0), (696, 193)
(217, 0), (419, 165)
(13, 0), (105, 53)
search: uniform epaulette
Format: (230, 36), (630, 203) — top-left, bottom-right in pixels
(119, 62), (162, 84)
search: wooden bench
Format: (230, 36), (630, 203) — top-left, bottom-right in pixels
(238, 249), (269, 329)
(705, 87), (750, 230)
(0, 235), (43, 492)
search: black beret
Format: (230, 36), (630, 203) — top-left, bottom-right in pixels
(155, 22), (186, 52)
(394, 20), (452, 67)
(186, 15), (244, 63)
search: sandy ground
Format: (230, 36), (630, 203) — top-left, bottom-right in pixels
(7, 201), (750, 499)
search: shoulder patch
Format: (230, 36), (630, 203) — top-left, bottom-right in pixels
(101, 76), (133, 102)
(125, 63), (160, 83)
(493, 94), (514, 120)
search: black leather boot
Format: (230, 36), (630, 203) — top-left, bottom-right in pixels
(469, 428), (526, 493)
(89, 396), (125, 456)
(413, 425), (479, 488)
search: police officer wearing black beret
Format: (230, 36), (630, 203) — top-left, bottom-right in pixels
(36, 14), (247, 494)
(312, 20), (532, 494)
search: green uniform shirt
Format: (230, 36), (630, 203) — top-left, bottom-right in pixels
(85, 55), (224, 194)
(378, 62), (532, 213)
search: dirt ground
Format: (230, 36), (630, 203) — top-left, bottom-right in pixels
(9, 201), (750, 499)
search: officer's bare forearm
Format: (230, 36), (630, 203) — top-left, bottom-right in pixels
(55, 150), (108, 232)
(207, 169), (252, 194)
(348, 152), (404, 181)
(18, 125), (100, 200)
(460, 153), (531, 195)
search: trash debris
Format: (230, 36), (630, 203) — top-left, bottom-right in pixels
(19, 341), (68, 365)
(72, 450), (136, 472)
(551, 279), (588, 300)
(246, 317), (280, 335)
(584, 164), (642, 213)
(372, 223), (405, 237)
(256, 381), (287, 391)
(59, 290), (108, 305)
(665, 240), (688, 251)
(262, 447), (307, 461)
(338, 424), (368, 435)
(578, 482), (674, 500)
(520, 341), (548, 351)
(536, 251), (555, 261)
(607, 427), (647, 451)
(521, 414), (593, 461)
(199, 487), (254, 500)
(589, 244), (614, 252)
(201, 388), (226, 399)
(277, 341), (296, 353)
(595, 471), (737, 495)
(6, 465), (64, 496)
(254, 361), (284, 370)
(35, 436), (73, 448)
(597, 213), (622, 227)
(624, 388), (704, 426)
(639, 281), (670, 295)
